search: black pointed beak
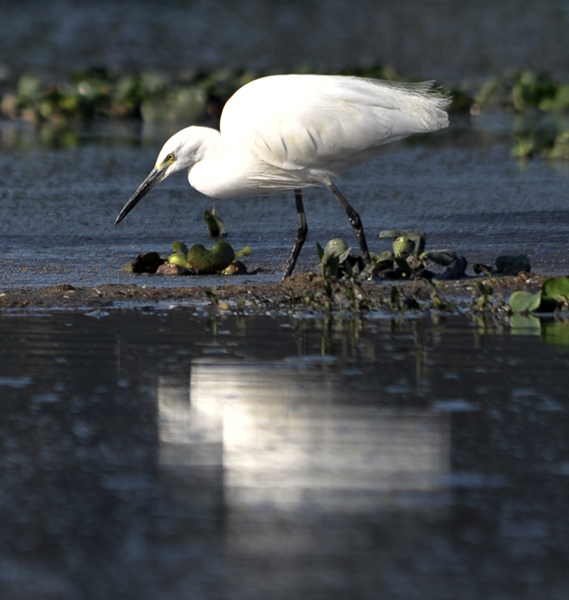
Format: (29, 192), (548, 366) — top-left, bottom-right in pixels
(115, 166), (167, 226)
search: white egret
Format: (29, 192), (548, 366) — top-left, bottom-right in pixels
(115, 74), (450, 277)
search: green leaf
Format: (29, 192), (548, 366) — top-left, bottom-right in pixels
(542, 277), (569, 301)
(167, 252), (190, 268)
(431, 292), (448, 310)
(475, 281), (493, 297)
(420, 249), (457, 267)
(394, 257), (413, 276)
(374, 250), (394, 262)
(171, 240), (188, 254)
(322, 255), (340, 278)
(509, 290), (542, 314)
(392, 236), (415, 257)
(235, 246), (252, 258)
(205, 290), (219, 305)
(390, 285), (400, 306)
(323, 238), (349, 259)
(203, 205), (226, 238)
(188, 241), (235, 272)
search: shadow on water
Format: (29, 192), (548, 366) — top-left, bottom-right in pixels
(1, 310), (569, 599)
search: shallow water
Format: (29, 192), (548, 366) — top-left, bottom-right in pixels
(0, 310), (568, 599)
(1, 3), (569, 598)
(1, 113), (569, 288)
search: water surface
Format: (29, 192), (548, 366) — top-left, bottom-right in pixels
(0, 311), (568, 599)
(1, 114), (569, 288)
(1, 0), (569, 80)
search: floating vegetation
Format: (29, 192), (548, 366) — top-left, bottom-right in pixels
(512, 123), (569, 159)
(316, 238), (364, 279)
(187, 240), (235, 272)
(509, 276), (569, 314)
(125, 239), (249, 276)
(123, 202), (252, 277)
(373, 230), (467, 281)
(0, 67), (257, 126)
(5, 64), (569, 158)
(4, 65), (569, 122)
(476, 70), (561, 112)
(474, 254), (531, 277)
(317, 231), (532, 290)
(294, 227), (543, 315)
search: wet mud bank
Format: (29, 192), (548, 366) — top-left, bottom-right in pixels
(0, 272), (546, 313)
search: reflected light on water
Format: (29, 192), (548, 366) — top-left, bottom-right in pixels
(158, 360), (451, 512)
(1, 311), (569, 599)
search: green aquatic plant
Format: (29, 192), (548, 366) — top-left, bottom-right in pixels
(476, 70), (560, 112)
(542, 277), (569, 302)
(203, 205), (227, 237)
(392, 235), (416, 258)
(317, 238), (361, 279)
(388, 285), (421, 311)
(235, 246), (251, 258)
(380, 230), (426, 257)
(171, 241), (189, 254)
(162, 239), (248, 275)
(167, 241), (191, 268)
(7, 65), (569, 129)
(474, 281), (494, 311)
(509, 290), (543, 314)
(187, 241), (235, 272)
(512, 126), (569, 160)
(511, 71), (558, 112)
(141, 85), (208, 124)
(548, 130), (569, 159)
(509, 276), (569, 314)
(167, 252), (191, 268)
(375, 230), (466, 280)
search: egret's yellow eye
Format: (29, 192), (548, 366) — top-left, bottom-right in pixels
(158, 153), (175, 169)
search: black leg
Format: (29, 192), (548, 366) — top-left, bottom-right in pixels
(282, 189), (308, 279)
(325, 182), (371, 266)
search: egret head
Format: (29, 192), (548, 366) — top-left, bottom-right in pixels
(114, 127), (203, 225)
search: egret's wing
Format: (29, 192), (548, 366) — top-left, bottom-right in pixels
(221, 75), (449, 176)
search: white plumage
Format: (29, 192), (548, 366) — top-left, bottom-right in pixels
(115, 74), (450, 277)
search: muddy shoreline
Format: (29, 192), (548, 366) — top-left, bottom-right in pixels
(0, 271), (547, 313)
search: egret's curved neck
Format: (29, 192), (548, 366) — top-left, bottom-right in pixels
(187, 129), (227, 198)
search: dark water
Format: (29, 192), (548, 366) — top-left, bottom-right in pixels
(1, 0), (569, 81)
(0, 311), (568, 599)
(1, 5), (569, 598)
